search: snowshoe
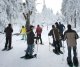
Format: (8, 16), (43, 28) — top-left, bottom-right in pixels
(21, 54), (31, 59)
(59, 50), (63, 54)
(52, 43), (55, 47)
(73, 57), (79, 67)
(53, 49), (60, 55)
(33, 54), (37, 58)
(67, 57), (73, 67)
(20, 55), (26, 58)
(7, 47), (13, 51)
(21, 54), (37, 59)
(2, 48), (7, 51)
(40, 43), (44, 45)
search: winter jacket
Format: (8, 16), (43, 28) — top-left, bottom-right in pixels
(53, 28), (60, 41)
(20, 27), (27, 34)
(64, 29), (79, 47)
(27, 30), (35, 45)
(36, 26), (42, 35)
(4, 26), (13, 38)
(48, 29), (54, 39)
(59, 24), (65, 33)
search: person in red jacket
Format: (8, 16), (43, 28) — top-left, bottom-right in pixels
(35, 25), (43, 44)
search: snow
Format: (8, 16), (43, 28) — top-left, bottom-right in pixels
(0, 25), (80, 67)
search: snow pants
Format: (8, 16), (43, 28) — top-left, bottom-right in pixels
(36, 34), (42, 44)
(67, 46), (77, 60)
(5, 37), (12, 49)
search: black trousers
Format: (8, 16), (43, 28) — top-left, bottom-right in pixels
(5, 37), (12, 48)
(55, 40), (60, 52)
(36, 34), (42, 44)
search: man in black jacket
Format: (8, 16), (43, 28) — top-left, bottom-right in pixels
(24, 25), (36, 58)
(2, 24), (13, 50)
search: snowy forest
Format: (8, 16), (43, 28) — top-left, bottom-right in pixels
(0, 0), (36, 32)
(0, 0), (80, 67)
(0, 0), (80, 31)
(0, 0), (80, 32)
(61, 0), (80, 29)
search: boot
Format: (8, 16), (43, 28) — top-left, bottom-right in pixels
(67, 57), (73, 66)
(53, 49), (60, 55)
(73, 57), (79, 66)
(59, 50), (63, 54)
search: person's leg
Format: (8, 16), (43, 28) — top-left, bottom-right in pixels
(73, 46), (77, 57)
(36, 34), (38, 44)
(8, 37), (12, 49)
(59, 40), (62, 47)
(29, 45), (34, 56)
(39, 34), (42, 44)
(67, 46), (73, 66)
(73, 46), (78, 66)
(25, 45), (34, 58)
(52, 39), (55, 46)
(24, 34), (27, 40)
(54, 41), (58, 53)
(5, 37), (8, 49)
(26, 45), (30, 55)
(21, 34), (24, 40)
(57, 41), (61, 52)
(67, 46), (71, 59)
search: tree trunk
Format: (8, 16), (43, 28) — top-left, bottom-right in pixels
(26, 13), (30, 31)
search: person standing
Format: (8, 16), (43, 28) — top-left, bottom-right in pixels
(35, 25), (43, 44)
(24, 25), (36, 58)
(20, 26), (27, 40)
(2, 23), (13, 50)
(48, 25), (55, 47)
(64, 24), (79, 66)
(55, 22), (62, 47)
(58, 22), (65, 39)
(52, 23), (63, 54)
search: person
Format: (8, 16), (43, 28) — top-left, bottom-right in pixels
(52, 23), (63, 54)
(23, 25), (36, 58)
(20, 26), (27, 40)
(63, 24), (79, 66)
(48, 25), (55, 47)
(58, 22), (65, 39)
(35, 25), (43, 44)
(2, 23), (13, 50)
(55, 22), (62, 47)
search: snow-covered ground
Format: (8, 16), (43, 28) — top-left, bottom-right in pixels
(0, 26), (80, 67)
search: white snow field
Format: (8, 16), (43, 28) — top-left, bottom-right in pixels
(0, 25), (80, 67)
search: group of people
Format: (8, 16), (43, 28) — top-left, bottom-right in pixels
(48, 22), (79, 66)
(48, 22), (65, 54)
(2, 22), (79, 66)
(2, 24), (43, 58)
(20, 25), (43, 43)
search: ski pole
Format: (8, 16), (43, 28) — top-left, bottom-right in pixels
(62, 41), (65, 61)
(48, 36), (50, 51)
(36, 37), (39, 58)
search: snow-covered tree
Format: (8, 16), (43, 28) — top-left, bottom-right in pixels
(61, 0), (80, 28)
(0, 0), (36, 32)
